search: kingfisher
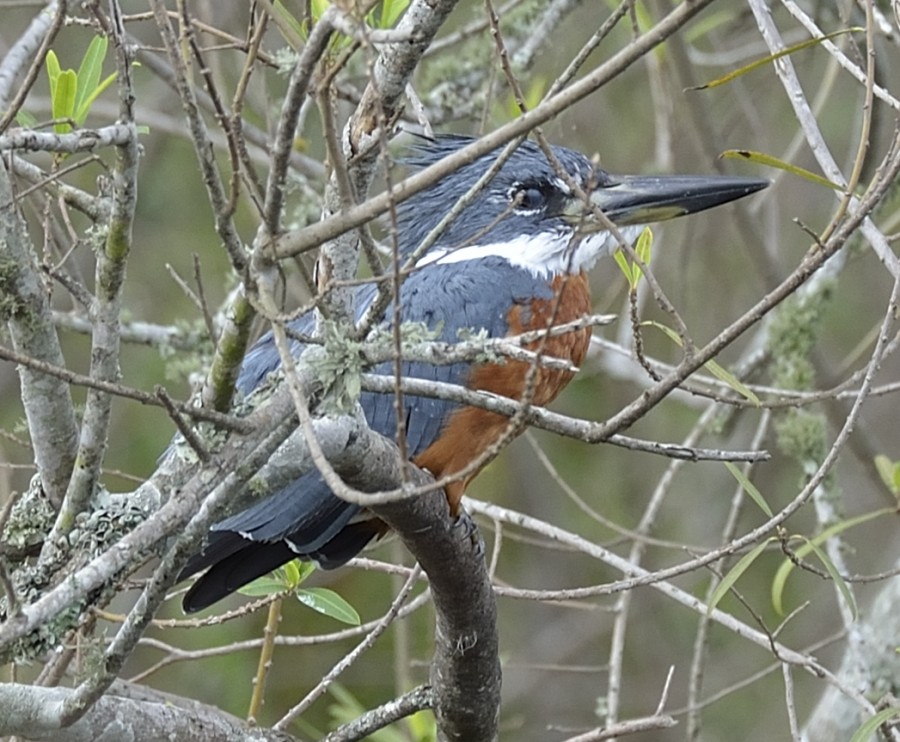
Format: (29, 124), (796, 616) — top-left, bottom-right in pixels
(179, 134), (767, 612)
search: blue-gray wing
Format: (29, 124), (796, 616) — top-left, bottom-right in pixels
(364, 256), (554, 453)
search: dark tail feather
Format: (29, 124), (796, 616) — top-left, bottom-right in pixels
(180, 519), (385, 613)
(308, 520), (388, 569)
(181, 538), (297, 613)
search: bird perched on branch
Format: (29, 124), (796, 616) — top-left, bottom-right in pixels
(179, 134), (766, 612)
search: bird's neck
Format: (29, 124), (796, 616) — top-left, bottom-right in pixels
(415, 225), (644, 279)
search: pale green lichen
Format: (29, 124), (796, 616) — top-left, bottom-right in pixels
(307, 319), (367, 415)
(1, 484), (151, 664)
(2, 476), (55, 553)
(0, 250), (26, 320)
(84, 222), (109, 255)
(769, 282), (833, 391)
(68, 488), (147, 558)
(768, 282), (834, 488)
(247, 476), (270, 497)
(273, 46), (299, 75)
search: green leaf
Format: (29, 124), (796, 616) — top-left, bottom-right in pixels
(803, 537), (857, 621)
(297, 587), (361, 625)
(689, 28), (862, 91)
(377, 0), (410, 28)
(327, 683), (416, 741)
(407, 709), (438, 742)
(282, 559), (301, 588)
(238, 575), (290, 597)
(683, 9), (736, 43)
(613, 248), (636, 290)
(720, 150), (842, 191)
(874, 454), (900, 496)
(613, 227), (653, 291)
(296, 560), (317, 583)
(273, 0), (306, 48)
(51, 69), (77, 133)
(45, 50), (61, 97)
(848, 706), (900, 742)
(703, 356), (761, 406)
(237, 560), (316, 598)
(707, 538), (772, 615)
(16, 109), (37, 128)
(311, 0), (331, 21)
(634, 225), (653, 266)
(73, 36), (107, 124)
(724, 462), (773, 518)
(75, 72), (117, 126)
(771, 508), (894, 614)
(644, 321), (760, 405)
(275, 558), (316, 589)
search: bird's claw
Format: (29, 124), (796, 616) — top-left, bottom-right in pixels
(453, 509), (484, 559)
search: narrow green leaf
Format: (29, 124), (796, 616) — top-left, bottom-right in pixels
(634, 225), (653, 266)
(771, 536), (800, 616)
(874, 454), (900, 496)
(45, 50), (61, 97)
(690, 28), (862, 91)
(16, 110), (38, 128)
(613, 249), (636, 290)
(74, 36), (108, 123)
(803, 538), (858, 621)
(327, 682), (366, 717)
(296, 560), (317, 584)
(771, 507), (894, 614)
(282, 559), (301, 588)
(310, 0), (331, 21)
(75, 72), (117, 126)
(522, 75), (547, 112)
(848, 706), (900, 742)
(724, 462), (773, 517)
(704, 357), (761, 406)
(613, 228), (652, 291)
(645, 321), (760, 405)
(273, 0), (306, 48)
(720, 150), (842, 191)
(52, 69), (77, 132)
(683, 10), (736, 44)
(707, 538), (772, 615)
(407, 708), (438, 742)
(238, 575), (290, 597)
(379, 0), (410, 28)
(297, 587), (361, 625)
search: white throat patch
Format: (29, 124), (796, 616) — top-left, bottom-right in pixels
(415, 225), (644, 278)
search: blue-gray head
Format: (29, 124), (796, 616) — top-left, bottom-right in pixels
(395, 134), (768, 278)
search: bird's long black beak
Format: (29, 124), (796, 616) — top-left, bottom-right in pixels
(587, 174), (769, 226)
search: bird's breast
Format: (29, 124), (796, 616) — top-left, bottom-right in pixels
(412, 271), (592, 511)
(495, 271), (593, 404)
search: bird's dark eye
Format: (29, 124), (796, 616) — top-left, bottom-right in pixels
(512, 185), (546, 211)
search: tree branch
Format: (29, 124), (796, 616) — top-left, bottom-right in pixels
(370, 476), (500, 742)
(0, 157), (78, 507)
(0, 681), (295, 742)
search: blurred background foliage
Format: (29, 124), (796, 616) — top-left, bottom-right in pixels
(2, 1), (899, 740)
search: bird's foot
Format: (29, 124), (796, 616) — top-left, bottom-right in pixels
(453, 509), (484, 559)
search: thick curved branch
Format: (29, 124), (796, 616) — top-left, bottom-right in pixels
(0, 681), (295, 742)
(0, 156), (78, 507)
(369, 474), (500, 742)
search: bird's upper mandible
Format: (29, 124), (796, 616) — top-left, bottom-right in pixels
(395, 134), (768, 279)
